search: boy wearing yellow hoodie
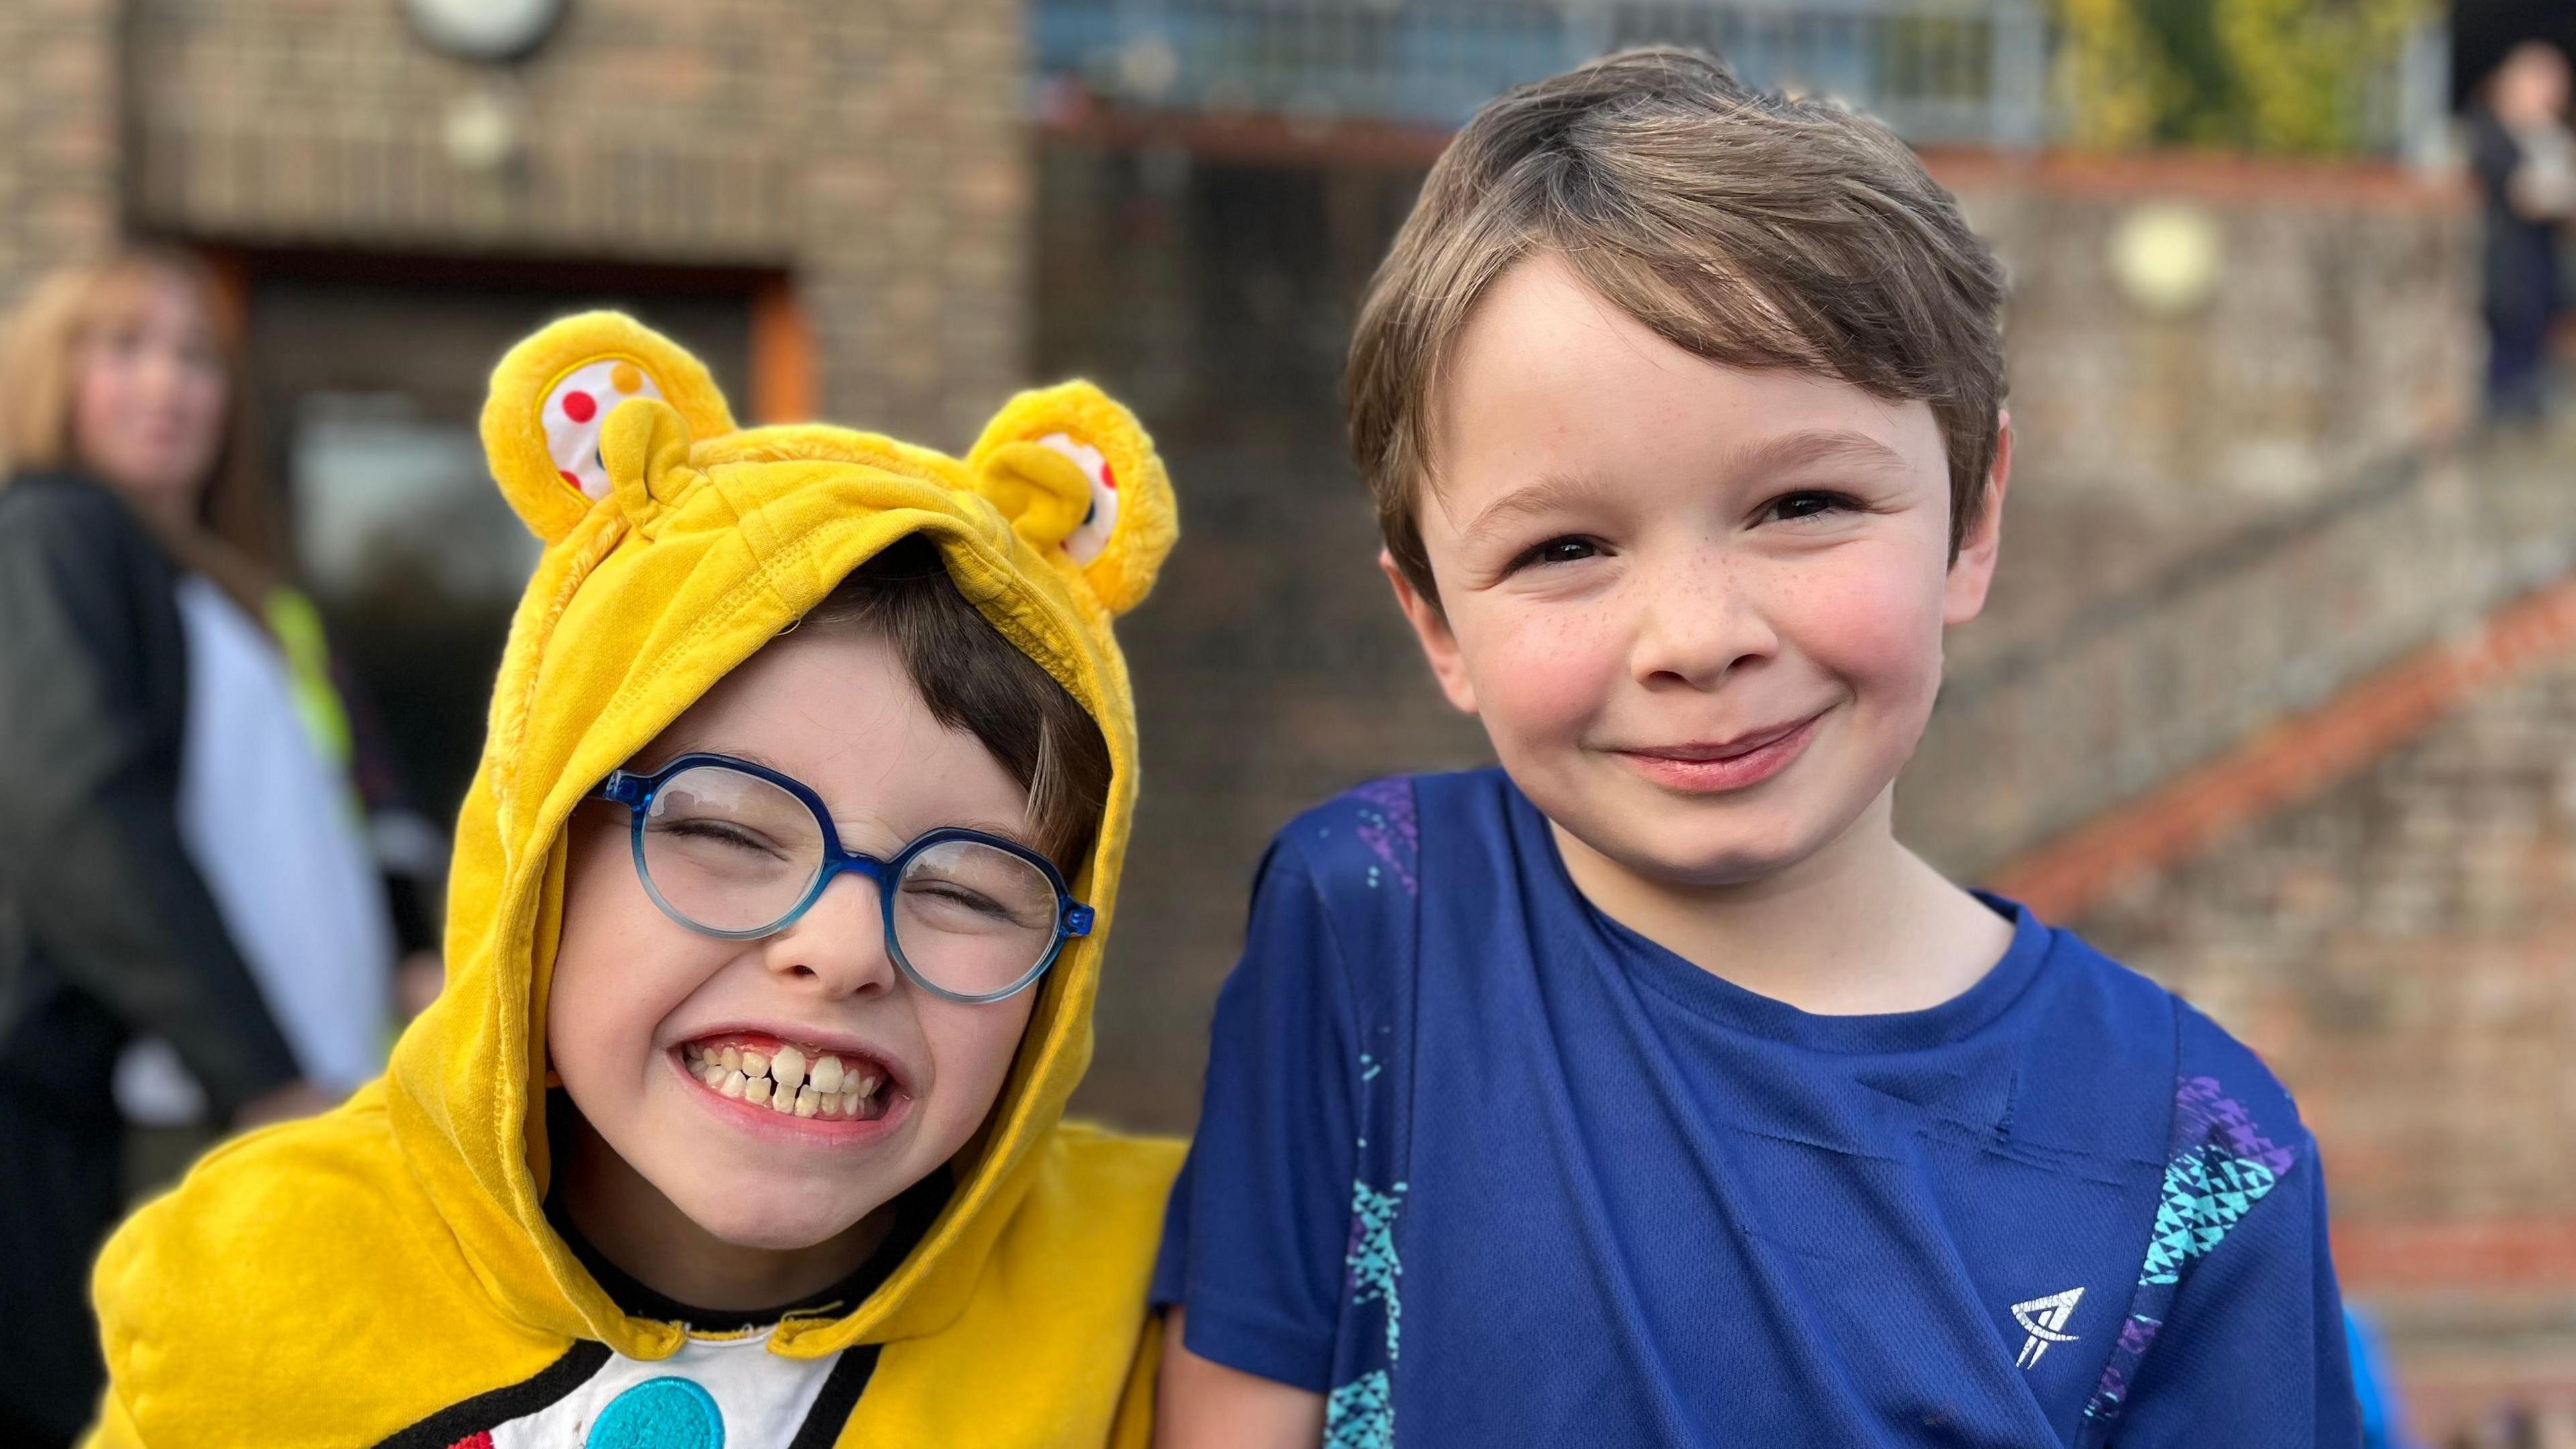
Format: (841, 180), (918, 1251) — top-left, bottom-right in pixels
(83, 314), (1183, 1447)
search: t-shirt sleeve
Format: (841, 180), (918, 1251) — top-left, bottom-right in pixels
(2104, 1133), (2362, 1446)
(1151, 837), (1360, 1392)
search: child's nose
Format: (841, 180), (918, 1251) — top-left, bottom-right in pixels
(762, 871), (901, 998)
(1629, 559), (1779, 689)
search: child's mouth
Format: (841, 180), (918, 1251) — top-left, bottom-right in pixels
(679, 1034), (896, 1123)
(1614, 712), (1825, 793)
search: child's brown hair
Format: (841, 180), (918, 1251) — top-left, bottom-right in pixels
(794, 534), (1114, 873)
(1348, 47), (2008, 607)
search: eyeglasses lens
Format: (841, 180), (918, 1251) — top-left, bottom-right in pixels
(639, 765), (825, 934)
(637, 767), (1065, 996)
(891, 839), (1061, 998)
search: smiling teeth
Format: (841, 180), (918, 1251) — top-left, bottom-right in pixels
(684, 1042), (885, 1119)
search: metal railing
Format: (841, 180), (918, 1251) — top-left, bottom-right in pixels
(1036, 0), (2048, 148)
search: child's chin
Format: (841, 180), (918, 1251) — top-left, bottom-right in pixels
(1642, 843), (1806, 888)
(681, 1192), (883, 1253)
(1579, 809), (1822, 888)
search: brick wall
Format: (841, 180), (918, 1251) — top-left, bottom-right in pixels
(2064, 582), (2576, 1440)
(1937, 152), (2477, 669)
(1881, 158), (2488, 879)
(1032, 145), (1493, 1126)
(2080, 634), (2576, 1228)
(121, 0), (1028, 448)
(798, 0), (1030, 447)
(1944, 153), (2476, 523)
(1900, 443), (2532, 879)
(0, 0), (117, 309)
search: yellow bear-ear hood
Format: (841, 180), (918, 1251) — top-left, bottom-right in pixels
(388, 311), (1178, 1360)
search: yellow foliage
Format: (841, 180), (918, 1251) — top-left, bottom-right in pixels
(2052, 0), (2164, 150)
(2052, 0), (2430, 155)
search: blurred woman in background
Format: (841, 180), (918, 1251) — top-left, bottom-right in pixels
(0, 248), (405, 1445)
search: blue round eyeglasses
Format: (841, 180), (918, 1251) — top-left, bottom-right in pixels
(594, 751), (1091, 1005)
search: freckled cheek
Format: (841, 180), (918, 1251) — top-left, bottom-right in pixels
(1453, 598), (1629, 739)
(1774, 557), (1950, 706)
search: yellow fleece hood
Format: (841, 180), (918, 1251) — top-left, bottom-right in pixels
(414, 312), (1173, 1356)
(85, 314), (1184, 1447)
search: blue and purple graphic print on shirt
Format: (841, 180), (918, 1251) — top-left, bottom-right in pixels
(1154, 770), (2359, 1448)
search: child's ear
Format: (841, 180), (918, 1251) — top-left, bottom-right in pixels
(1382, 549), (1479, 716)
(965, 382), (1176, 616)
(481, 313), (737, 542)
(1944, 410), (2011, 626)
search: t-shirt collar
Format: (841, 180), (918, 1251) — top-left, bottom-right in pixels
(1509, 780), (2055, 1054)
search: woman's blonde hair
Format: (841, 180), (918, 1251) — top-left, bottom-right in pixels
(0, 246), (280, 587)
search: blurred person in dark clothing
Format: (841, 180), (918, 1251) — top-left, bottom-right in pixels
(0, 248), (409, 1446)
(2471, 42), (2575, 421)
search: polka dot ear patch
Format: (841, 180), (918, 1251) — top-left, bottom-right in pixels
(482, 312), (738, 543)
(965, 381), (1176, 616)
(545, 358), (665, 502)
(1036, 432), (1120, 565)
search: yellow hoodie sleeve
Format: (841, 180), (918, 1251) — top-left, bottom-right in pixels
(1108, 1307), (1167, 1449)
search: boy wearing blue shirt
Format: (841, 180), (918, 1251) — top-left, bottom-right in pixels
(1150, 48), (2359, 1448)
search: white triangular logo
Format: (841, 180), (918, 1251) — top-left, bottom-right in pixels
(2010, 1287), (2086, 1369)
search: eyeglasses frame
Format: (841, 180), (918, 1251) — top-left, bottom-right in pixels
(594, 751), (1093, 1006)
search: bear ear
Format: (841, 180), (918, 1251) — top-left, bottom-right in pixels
(480, 313), (737, 543)
(965, 382), (1175, 617)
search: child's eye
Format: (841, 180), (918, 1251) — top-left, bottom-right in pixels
(901, 878), (1046, 930)
(1509, 536), (1603, 572)
(655, 817), (787, 859)
(1763, 490), (1860, 524)
(906, 880), (1007, 915)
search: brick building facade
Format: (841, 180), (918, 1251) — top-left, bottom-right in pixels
(0, 0), (117, 301)
(0, 0), (1035, 824)
(25, 0), (1030, 447)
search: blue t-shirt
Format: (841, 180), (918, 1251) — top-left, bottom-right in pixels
(1154, 770), (2358, 1447)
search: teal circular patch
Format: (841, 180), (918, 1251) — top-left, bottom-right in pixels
(586, 1377), (724, 1449)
